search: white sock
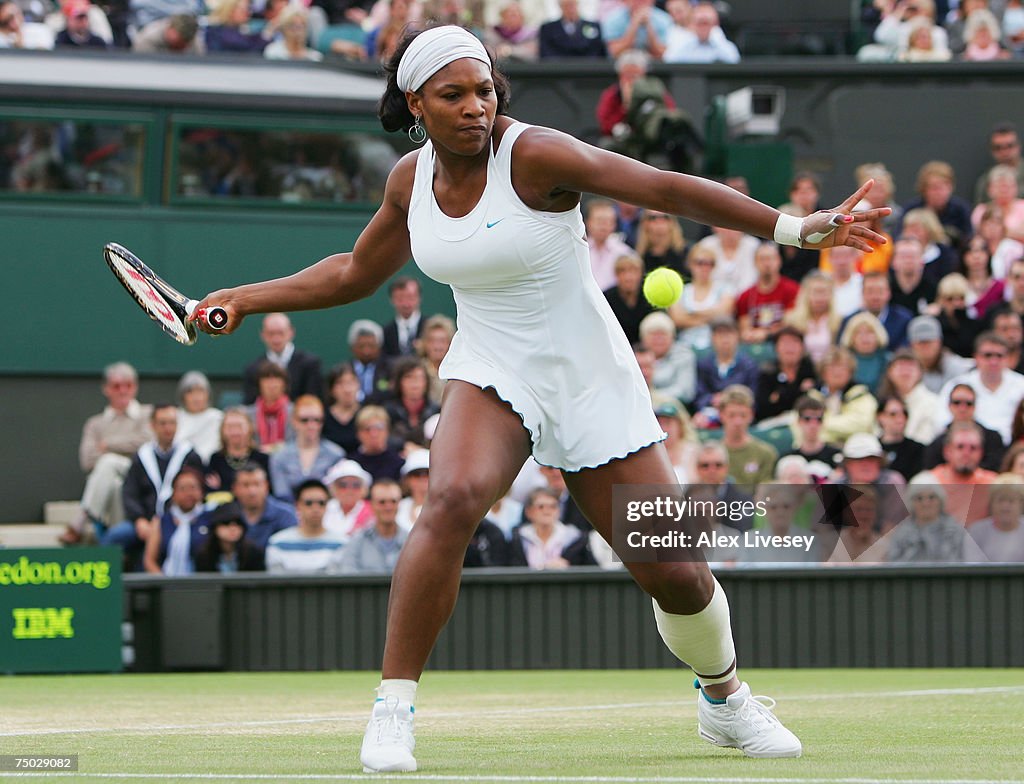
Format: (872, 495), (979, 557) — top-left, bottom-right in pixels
(651, 577), (737, 687)
(376, 678), (418, 706)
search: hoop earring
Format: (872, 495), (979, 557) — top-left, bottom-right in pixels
(408, 116), (427, 145)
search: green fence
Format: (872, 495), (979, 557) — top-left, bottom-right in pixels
(124, 566), (1024, 672)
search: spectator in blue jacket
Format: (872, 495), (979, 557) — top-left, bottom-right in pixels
(693, 317), (760, 428)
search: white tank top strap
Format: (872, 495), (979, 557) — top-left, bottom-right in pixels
(407, 141), (435, 226)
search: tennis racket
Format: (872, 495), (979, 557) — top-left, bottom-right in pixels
(103, 242), (228, 346)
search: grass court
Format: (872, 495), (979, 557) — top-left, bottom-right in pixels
(2, 668), (1022, 783)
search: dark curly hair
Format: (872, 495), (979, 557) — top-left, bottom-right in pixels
(378, 26), (511, 134)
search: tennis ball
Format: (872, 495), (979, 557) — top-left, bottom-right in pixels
(643, 267), (684, 308)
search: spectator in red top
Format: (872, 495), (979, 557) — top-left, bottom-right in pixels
(595, 49), (677, 139)
(735, 242), (799, 344)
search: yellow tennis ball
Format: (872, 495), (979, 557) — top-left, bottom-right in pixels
(643, 267), (684, 308)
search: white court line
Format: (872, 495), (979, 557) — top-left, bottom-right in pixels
(4, 777), (1024, 784)
(3, 685), (1023, 738)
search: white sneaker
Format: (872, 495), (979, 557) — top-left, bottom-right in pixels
(696, 681), (802, 758)
(360, 696), (417, 773)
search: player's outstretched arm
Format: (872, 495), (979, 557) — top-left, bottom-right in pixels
(515, 127), (890, 252)
(190, 155), (417, 334)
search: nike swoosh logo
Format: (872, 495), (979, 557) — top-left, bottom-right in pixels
(486, 219), (505, 228)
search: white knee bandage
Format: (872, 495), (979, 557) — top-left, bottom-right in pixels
(652, 577), (737, 686)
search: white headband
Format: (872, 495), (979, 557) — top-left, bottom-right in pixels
(396, 26), (490, 94)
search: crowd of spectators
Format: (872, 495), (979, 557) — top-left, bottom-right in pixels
(28, 0), (1024, 571)
(6, 0), (1024, 66)
(57, 117), (1024, 573)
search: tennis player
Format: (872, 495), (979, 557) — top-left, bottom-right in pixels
(193, 25), (890, 771)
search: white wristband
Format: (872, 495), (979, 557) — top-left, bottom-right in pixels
(773, 213), (803, 248)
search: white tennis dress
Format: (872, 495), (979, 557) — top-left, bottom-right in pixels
(408, 121), (665, 470)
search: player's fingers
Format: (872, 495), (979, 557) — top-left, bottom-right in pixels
(832, 179), (873, 212)
(848, 206), (892, 222)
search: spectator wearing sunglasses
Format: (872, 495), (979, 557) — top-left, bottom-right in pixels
(934, 332), (1024, 446)
(323, 459), (374, 538)
(785, 395), (841, 482)
(266, 480), (347, 573)
(923, 383), (1005, 473)
(269, 395), (344, 502)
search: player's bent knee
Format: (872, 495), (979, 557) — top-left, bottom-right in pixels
(636, 562), (714, 614)
(416, 481), (492, 537)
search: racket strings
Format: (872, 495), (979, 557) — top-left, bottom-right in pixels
(106, 250), (196, 345)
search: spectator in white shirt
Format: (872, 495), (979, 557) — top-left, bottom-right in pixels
(827, 245), (865, 319)
(935, 332), (1024, 445)
(663, 1), (740, 63)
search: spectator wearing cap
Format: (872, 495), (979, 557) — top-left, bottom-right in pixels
(929, 422), (998, 524)
(908, 315), (975, 394)
(322, 459), (373, 538)
(935, 332), (1024, 445)
(754, 326), (817, 424)
(816, 347), (878, 445)
(339, 478), (409, 574)
(55, 0), (107, 47)
(193, 501), (266, 572)
(923, 383), (1005, 473)
(351, 405), (405, 482)
(265, 479), (347, 573)
(655, 401), (698, 485)
(786, 395), (841, 481)
(175, 370), (223, 463)
(397, 449), (429, 530)
(242, 313), (323, 406)
(885, 472), (977, 563)
(638, 311), (696, 407)
(734, 243), (799, 344)
(132, 13), (204, 54)
(827, 432), (906, 532)
(231, 462), (297, 551)
(603, 252), (654, 345)
(269, 395), (344, 503)
(692, 317), (758, 429)
(348, 319), (391, 403)
(968, 474), (1024, 562)
(718, 385), (777, 495)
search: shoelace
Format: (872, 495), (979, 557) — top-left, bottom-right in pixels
(371, 696), (410, 745)
(735, 694), (781, 733)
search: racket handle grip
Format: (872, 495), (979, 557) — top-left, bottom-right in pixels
(185, 300), (229, 331)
